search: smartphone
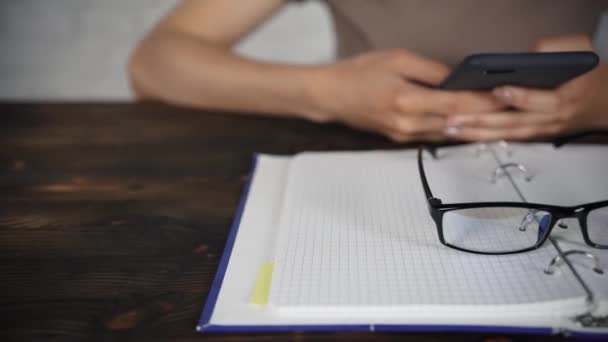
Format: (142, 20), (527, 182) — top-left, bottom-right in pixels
(440, 51), (599, 90)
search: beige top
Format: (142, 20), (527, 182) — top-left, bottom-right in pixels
(325, 0), (607, 66)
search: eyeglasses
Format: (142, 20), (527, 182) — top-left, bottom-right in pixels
(418, 132), (608, 255)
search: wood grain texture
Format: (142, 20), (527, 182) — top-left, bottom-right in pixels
(0, 103), (569, 341)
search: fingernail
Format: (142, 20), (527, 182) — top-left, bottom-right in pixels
(494, 87), (513, 104)
(445, 126), (462, 136)
(445, 116), (464, 136)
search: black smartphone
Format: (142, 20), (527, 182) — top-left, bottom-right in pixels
(440, 51), (599, 90)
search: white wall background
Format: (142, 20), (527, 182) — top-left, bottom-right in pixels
(0, 0), (335, 101)
(0, 1), (606, 101)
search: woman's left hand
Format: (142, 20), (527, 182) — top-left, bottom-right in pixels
(445, 35), (608, 141)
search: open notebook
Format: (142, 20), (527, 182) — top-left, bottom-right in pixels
(198, 143), (608, 337)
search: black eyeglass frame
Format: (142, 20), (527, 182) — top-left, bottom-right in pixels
(417, 132), (608, 255)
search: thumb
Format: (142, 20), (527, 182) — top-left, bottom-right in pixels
(388, 50), (450, 86)
(530, 34), (594, 52)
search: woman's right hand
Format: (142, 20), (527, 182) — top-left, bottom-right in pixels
(305, 49), (504, 142)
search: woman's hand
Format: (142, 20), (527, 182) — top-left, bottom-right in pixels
(306, 49), (502, 142)
(446, 35), (608, 141)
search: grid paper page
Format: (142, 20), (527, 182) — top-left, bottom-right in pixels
(543, 218), (608, 309)
(493, 143), (608, 306)
(269, 148), (585, 308)
(496, 144), (608, 206)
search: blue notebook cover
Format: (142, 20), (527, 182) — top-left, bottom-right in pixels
(197, 154), (606, 339)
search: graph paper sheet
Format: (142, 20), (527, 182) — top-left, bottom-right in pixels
(268, 148), (585, 311)
(495, 143), (608, 310)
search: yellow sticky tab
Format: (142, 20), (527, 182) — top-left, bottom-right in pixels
(250, 263), (274, 306)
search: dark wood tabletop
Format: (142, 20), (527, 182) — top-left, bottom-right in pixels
(0, 103), (568, 341)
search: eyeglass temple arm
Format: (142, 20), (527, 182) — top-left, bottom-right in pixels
(418, 146), (439, 202)
(553, 130), (608, 148)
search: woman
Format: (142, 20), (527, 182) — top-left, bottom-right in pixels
(129, 0), (608, 142)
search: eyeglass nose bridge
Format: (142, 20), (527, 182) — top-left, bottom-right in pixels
(521, 208), (585, 238)
(539, 207), (589, 237)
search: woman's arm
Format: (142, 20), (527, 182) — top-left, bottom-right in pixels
(129, 0), (326, 119)
(130, 0), (501, 141)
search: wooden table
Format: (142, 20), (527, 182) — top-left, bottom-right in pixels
(0, 103), (566, 341)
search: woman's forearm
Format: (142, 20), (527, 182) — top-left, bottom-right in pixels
(129, 29), (324, 120)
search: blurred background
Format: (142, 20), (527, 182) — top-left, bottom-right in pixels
(0, 0), (334, 101)
(0, 0), (606, 102)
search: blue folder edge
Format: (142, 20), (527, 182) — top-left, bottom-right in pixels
(196, 154), (606, 340)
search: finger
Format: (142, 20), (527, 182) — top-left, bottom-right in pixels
(448, 111), (561, 130)
(555, 61), (603, 104)
(391, 113), (447, 136)
(388, 50), (451, 85)
(528, 35), (596, 101)
(396, 87), (502, 115)
(493, 86), (562, 113)
(531, 34), (593, 52)
(451, 124), (561, 142)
